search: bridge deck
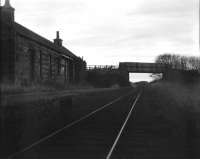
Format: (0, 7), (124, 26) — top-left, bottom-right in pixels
(119, 62), (168, 73)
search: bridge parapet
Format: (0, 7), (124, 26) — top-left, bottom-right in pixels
(119, 62), (169, 73)
(87, 65), (118, 71)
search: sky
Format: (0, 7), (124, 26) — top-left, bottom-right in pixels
(4, 0), (200, 82)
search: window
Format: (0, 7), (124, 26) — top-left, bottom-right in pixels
(57, 58), (61, 75)
(39, 51), (43, 79)
(49, 55), (52, 78)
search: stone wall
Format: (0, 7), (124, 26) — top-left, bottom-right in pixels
(15, 34), (72, 85)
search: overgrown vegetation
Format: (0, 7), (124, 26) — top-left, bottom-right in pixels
(85, 70), (130, 88)
(1, 69), (130, 94)
(136, 82), (200, 158)
(153, 53), (200, 83)
(0, 80), (94, 95)
(155, 53), (200, 71)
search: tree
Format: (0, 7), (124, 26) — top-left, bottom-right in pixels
(152, 53), (200, 81)
(155, 53), (200, 71)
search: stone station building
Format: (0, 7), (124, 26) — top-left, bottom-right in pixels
(0, 0), (86, 86)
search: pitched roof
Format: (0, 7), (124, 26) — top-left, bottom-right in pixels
(15, 22), (78, 60)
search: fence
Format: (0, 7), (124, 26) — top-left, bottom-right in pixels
(87, 65), (119, 70)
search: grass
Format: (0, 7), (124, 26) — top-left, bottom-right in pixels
(0, 80), (120, 95)
(150, 82), (200, 113)
(132, 81), (200, 158)
(0, 83), (57, 95)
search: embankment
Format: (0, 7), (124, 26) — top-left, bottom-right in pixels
(136, 82), (200, 158)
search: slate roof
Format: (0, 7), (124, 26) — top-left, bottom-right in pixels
(15, 22), (78, 60)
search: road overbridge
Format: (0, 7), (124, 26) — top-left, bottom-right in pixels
(119, 62), (169, 81)
(85, 62), (169, 82)
(119, 62), (168, 73)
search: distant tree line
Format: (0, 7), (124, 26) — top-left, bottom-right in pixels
(155, 54), (200, 72)
(153, 53), (200, 83)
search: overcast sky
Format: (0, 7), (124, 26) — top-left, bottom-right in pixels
(9, 0), (199, 66)
(4, 0), (199, 82)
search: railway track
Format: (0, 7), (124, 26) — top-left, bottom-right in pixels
(5, 89), (142, 159)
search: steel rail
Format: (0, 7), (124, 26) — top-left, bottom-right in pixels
(4, 90), (135, 159)
(106, 91), (142, 159)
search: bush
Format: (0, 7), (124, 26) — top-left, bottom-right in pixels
(85, 70), (130, 88)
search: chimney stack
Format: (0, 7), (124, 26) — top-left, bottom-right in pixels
(54, 31), (63, 47)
